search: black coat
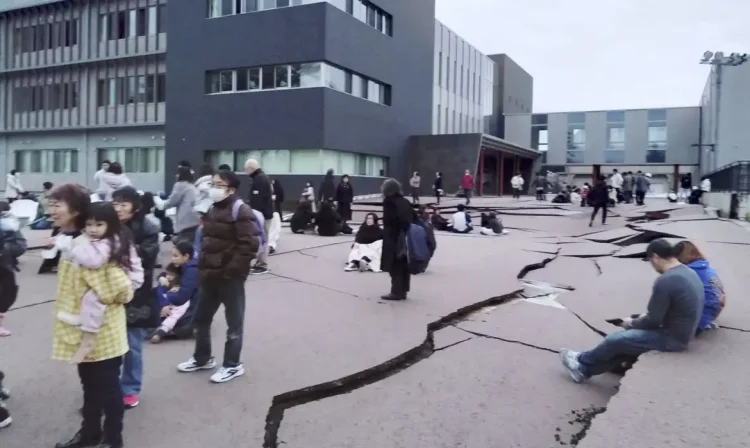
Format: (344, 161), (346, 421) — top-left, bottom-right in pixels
(290, 203), (315, 234)
(588, 183), (609, 207)
(381, 194), (413, 274)
(434, 176), (443, 191)
(319, 175), (336, 202)
(249, 169), (274, 220)
(336, 183), (354, 221)
(273, 180), (285, 204)
(125, 216), (160, 328)
(315, 203), (342, 237)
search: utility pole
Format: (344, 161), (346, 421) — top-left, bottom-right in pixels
(699, 51), (748, 173)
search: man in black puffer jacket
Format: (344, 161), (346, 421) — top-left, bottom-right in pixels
(244, 158), (274, 275)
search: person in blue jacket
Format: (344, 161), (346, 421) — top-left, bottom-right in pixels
(674, 240), (725, 333)
(150, 241), (199, 343)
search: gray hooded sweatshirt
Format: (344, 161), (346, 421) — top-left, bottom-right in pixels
(163, 181), (199, 233)
(96, 172), (132, 201)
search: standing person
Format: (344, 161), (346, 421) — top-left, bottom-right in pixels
(622, 171), (633, 204)
(194, 163), (215, 214)
(679, 173), (692, 203)
(511, 173), (524, 200)
(433, 172), (443, 204)
(96, 162), (131, 202)
(158, 166), (199, 244)
(0, 203), (27, 336)
(319, 168), (336, 204)
(461, 169), (474, 205)
(244, 159), (274, 275)
(301, 181), (316, 213)
(634, 171), (650, 206)
(535, 172), (546, 201)
(700, 176), (711, 206)
(409, 172), (421, 204)
(4, 170), (23, 203)
(111, 187), (160, 410)
(48, 184), (130, 448)
(588, 176), (609, 227)
(559, 239), (703, 383)
(610, 169), (623, 203)
(94, 160), (111, 199)
(380, 178), (414, 301)
(177, 170), (260, 383)
(271, 178), (285, 216)
(335, 175), (354, 223)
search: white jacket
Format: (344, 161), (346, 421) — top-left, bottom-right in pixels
(5, 173), (23, 199)
(511, 175), (524, 189)
(701, 179), (711, 192)
(610, 173), (623, 189)
(193, 175), (213, 214)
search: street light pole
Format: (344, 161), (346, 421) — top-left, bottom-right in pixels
(699, 51), (748, 173)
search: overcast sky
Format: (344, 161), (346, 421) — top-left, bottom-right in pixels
(435, 0), (748, 113)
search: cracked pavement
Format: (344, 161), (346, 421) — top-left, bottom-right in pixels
(3, 197), (749, 447)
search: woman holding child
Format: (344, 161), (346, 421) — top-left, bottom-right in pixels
(50, 184), (138, 448)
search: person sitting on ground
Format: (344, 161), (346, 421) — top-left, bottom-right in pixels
(345, 213), (384, 272)
(315, 200), (343, 237)
(559, 239), (704, 383)
(667, 191), (678, 203)
(480, 212), (508, 236)
(409, 205), (436, 275)
(449, 204), (472, 233)
(290, 201), (316, 234)
(430, 207), (450, 231)
(674, 240), (725, 334)
(151, 241), (199, 343)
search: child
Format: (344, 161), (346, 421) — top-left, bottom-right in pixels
(57, 202), (144, 364)
(151, 241), (198, 344)
(0, 203), (27, 336)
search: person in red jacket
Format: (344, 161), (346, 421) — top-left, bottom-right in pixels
(461, 169), (475, 205)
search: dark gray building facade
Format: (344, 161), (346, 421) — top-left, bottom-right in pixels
(167, 0), (435, 193)
(488, 53), (533, 138)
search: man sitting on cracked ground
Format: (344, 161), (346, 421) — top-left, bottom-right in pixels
(559, 238), (704, 383)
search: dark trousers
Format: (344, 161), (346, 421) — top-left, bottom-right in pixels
(463, 189), (472, 204)
(512, 188), (521, 199)
(0, 269), (18, 313)
(615, 188), (623, 203)
(193, 278), (246, 368)
(175, 226), (198, 246)
(389, 258), (411, 297)
(536, 189), (544, 200)
(274, 201), (283, 217)
(590, 205), (607, 224)
(635, 191), (646, 205)
(411, 188), (419, 204)
(338, 202), (352, 222)
(623, 190), (633, 203)
(79, 357), (124, 444)
(434, 190), (441, 204)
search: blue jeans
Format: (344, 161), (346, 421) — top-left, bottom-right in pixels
(121, 328), (147, 396)
(578, 329), (685, 377)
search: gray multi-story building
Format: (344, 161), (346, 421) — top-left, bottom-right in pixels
(504, 107), (701, 193)
(0, 0), (168, 193)
(487, 53), (532, 138)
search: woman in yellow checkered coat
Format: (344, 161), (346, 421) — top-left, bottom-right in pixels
(49, 184), (135, 448)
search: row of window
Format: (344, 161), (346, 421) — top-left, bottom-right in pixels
(96, 74), (167, 107)
(205, 149), (387, 177)
(14, 147), (165, 174)
(206, 62), (391, 106)
(436, 52), (484, 105)
(99, 6), (167, 41)
(436, 107), (482, 135)
(13, 82), (79, 113)
(15, 149), (79, 173)
(13, 19), (79, 54)
(565, 149), (667, 164)
(207, 0), (392, 36)
(97, 147), (165, 173)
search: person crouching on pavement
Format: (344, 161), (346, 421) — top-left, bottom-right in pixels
(177, 170), (260, 384)
(559, 239), (703, 383)
(150, 241), (199, 344)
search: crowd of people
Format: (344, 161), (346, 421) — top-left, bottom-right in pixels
(0, 160), (727, 444)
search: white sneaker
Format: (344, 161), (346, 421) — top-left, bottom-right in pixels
(344, 262), (357, 272)
(210, 364), (245, 383)
(559, 349), (586, 383)
(177, 357), (217, 373)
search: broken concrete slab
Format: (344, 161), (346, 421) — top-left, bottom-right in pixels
(279, 338), (619, 448)
(433, 325), (473, 350)
(577, 330), (750, 448)
(613, 243), (647, 258)
(633, 219), (750, 245)
(582, 227), (640, 243)
(524, 256), (598, 290)
(559, 241), (621, 258)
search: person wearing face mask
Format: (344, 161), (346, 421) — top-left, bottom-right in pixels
(177, 170), (261, 384)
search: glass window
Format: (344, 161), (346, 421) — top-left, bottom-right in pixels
(352, 0), (366, 21)
(236, 150), (262, 168)
(646, 149), (666, 163)
(205, 150), (235, 170)
(366, 155), (385, 176)
(262, 150), (291, 174)
(568, 128), (585, 146)
(244, 0), (259, 12)
(236, 69), (249, 91)
(340, 152), (357, 175)
(158, 5), (167, 33)
(220, 70), (233, 92)
(290, 149), (322, 174)
(277, 0), (290, 6)
(261, 66), (274, 89)
(648, 126), (667, 142)
(647, 109), (667, 122)
(605, 150), (625, 164)
(261, 0), (276, 10)
(532, 114), (548, 125)
(274, 65), (290, 88)
(248, 68), (261, 90)
(367, 80), (380, 103)
(321, 150), (340, 174)
(606, 110), (625, 122)
(567, 112), (585, 124)
(608, 126), (625, 144)
(298, 63), (321, 87)
(327, 65), (346, 91)
(566, 151), (584, 164)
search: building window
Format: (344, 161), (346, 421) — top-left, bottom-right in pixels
(15, 149), (78, 173)
(345, 0), (392, 36)
(13, 19), (79, 54)
(97, 74), (165, 106)
(100, 5), (165, 41)
(566, 112), (585, 164)
(206, 62), (391, 106)
(97, 147), (164, 173)
(13, 82), (78, 113)
(531, 115), (548, 164)
(647, 109), (667, 163)
(205, 149), (387, 176)
(605, 110), (625, 163)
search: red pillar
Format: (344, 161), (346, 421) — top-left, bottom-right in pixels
(499, 153), (505, 196)
(673, 164), (679, 191)
(478, 148), (485, 196)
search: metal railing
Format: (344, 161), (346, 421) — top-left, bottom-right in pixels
(705, 161), (750, 193)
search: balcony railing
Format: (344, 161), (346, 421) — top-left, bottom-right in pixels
(705, 161), (750, 193)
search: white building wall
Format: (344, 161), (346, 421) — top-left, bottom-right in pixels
(432, 20), (493, 135)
